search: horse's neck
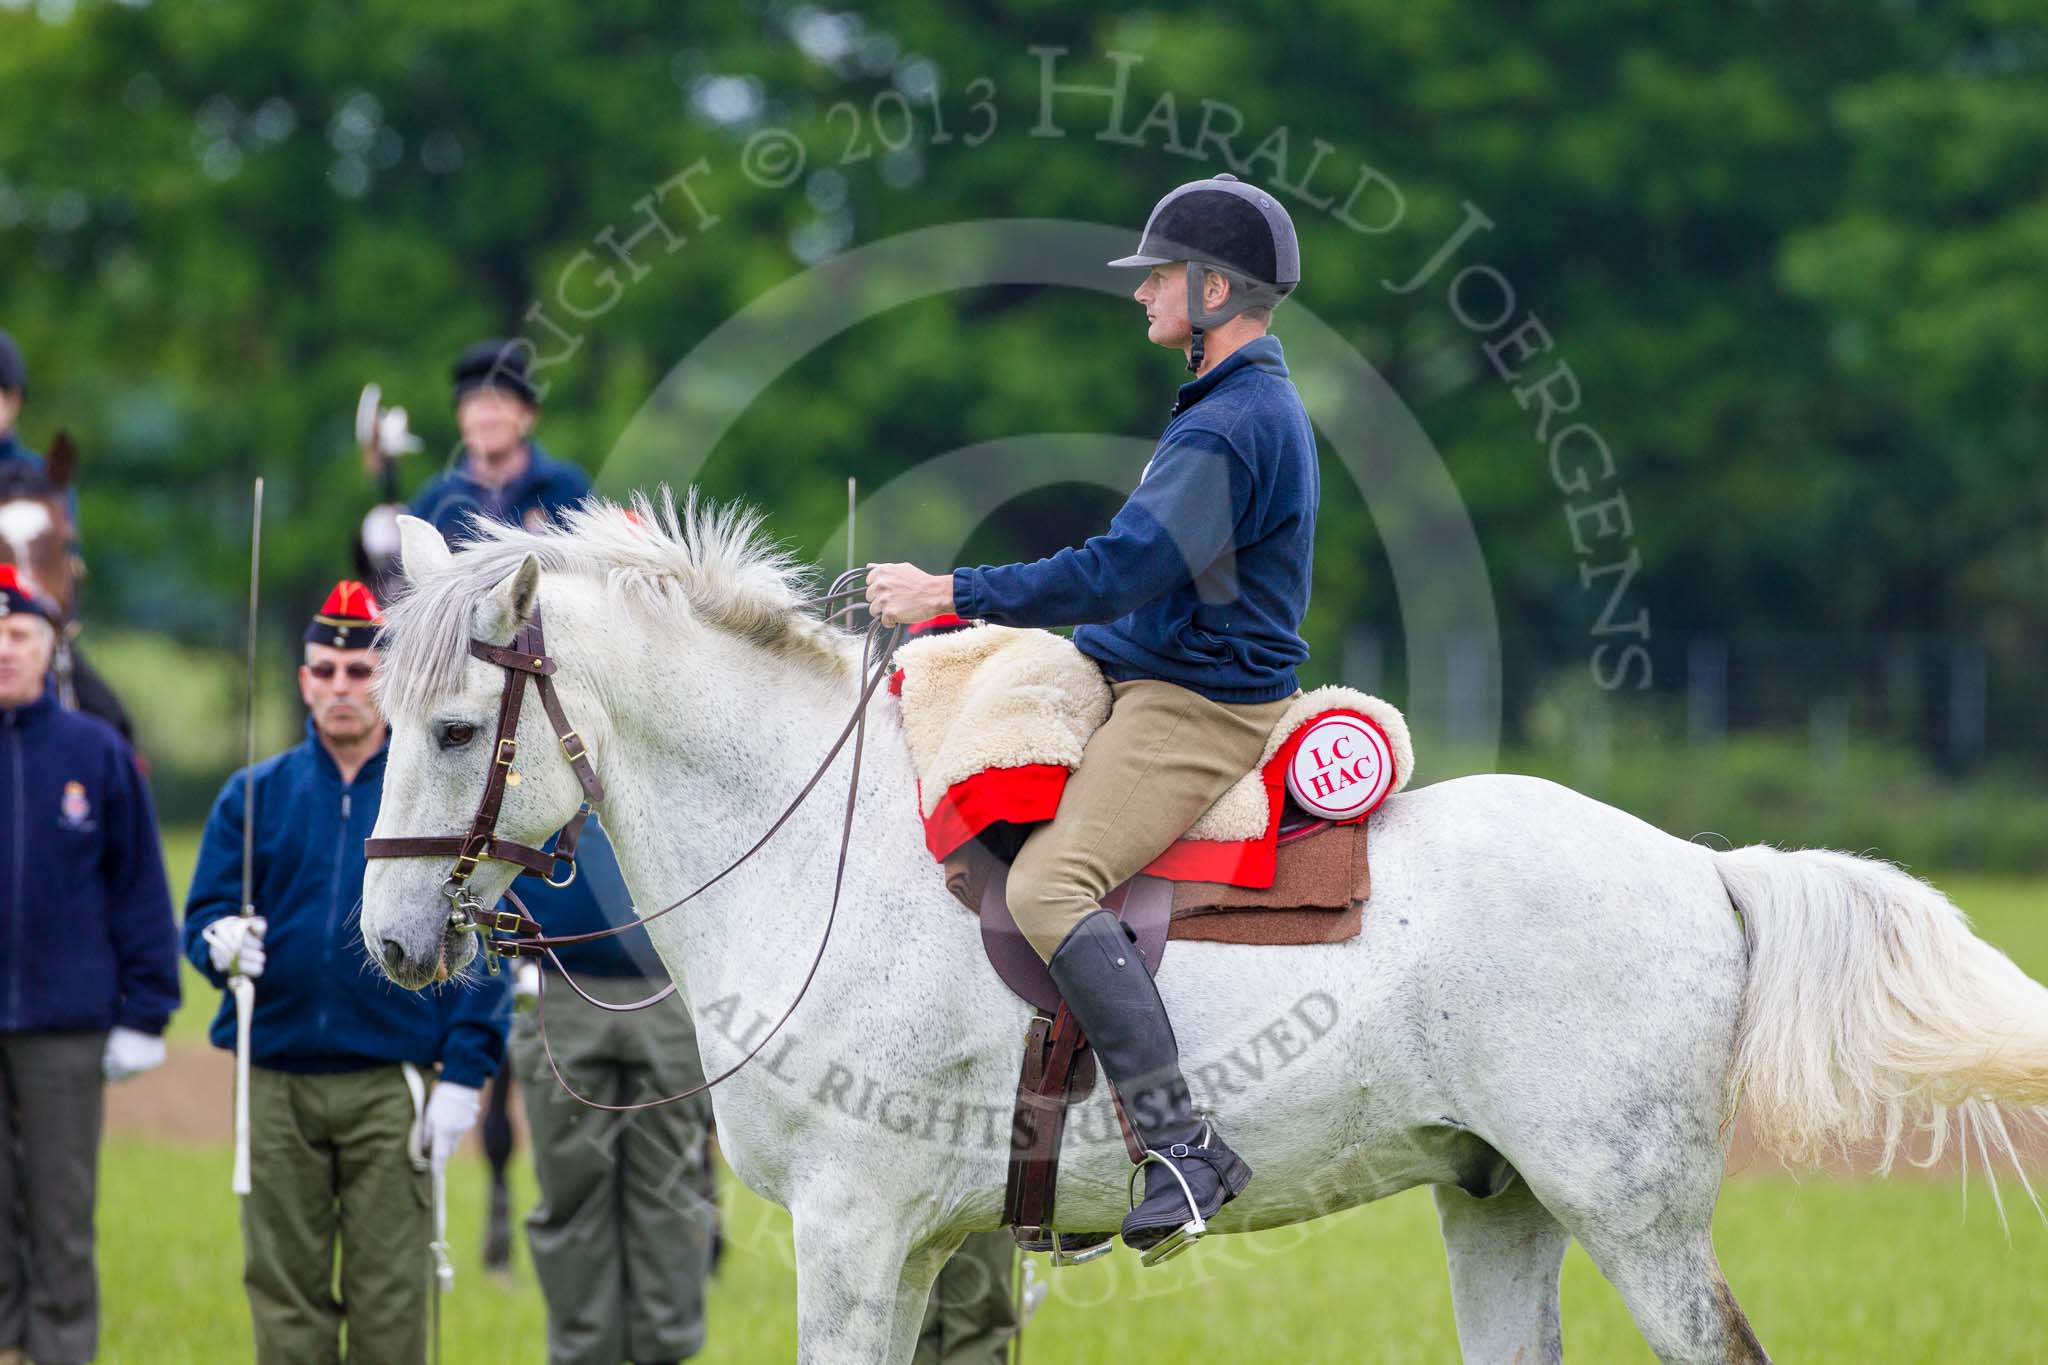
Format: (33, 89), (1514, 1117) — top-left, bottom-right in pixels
(596, 640), (980, 1035)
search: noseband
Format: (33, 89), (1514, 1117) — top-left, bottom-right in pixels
(365, 571), (898, 1111)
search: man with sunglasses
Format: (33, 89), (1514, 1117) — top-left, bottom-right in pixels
(183, 581), (512, 1365)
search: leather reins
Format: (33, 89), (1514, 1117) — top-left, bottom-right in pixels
(366, 568), (900, 1111)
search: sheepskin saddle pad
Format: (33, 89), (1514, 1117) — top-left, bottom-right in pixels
(890, 623), (1412, 968)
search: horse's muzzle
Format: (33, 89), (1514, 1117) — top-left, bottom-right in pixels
(375, 916), (477, 991)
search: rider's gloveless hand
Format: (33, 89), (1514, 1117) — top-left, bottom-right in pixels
(863, 562), (956, 626)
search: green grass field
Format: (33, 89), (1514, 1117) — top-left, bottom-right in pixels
(122, 836), (2048, 1362)
(98, 1143), (2048, 1363)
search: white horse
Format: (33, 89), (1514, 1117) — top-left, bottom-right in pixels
(361, 493), (2048, 1365)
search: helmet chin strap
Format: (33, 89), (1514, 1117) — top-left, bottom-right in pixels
(1185, 263), (1212, 374)
(1184, 262), (1250, 375)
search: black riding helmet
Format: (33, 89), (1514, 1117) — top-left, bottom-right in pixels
(1108, 174), (1301, 372)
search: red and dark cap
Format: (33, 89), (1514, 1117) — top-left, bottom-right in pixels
(0, 565), (56, 623)
(303, 579), (384, 650)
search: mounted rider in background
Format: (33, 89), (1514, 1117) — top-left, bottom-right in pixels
(0, 328), (46, 484)
(0, 325), (133, 742)
(410, 338), (725, 1362)
(866, 174), (1317, 1257)
(410, 339), (592, 538)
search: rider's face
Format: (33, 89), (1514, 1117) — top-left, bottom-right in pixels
(1135, 263), (1192, 349)
(0, 614), (54, 708)
(0, 389), (19, 439)
(456, 389), (533, 464)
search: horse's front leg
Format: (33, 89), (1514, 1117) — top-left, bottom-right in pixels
(790, 1190), (961, 1364)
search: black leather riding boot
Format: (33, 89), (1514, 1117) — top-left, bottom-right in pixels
(1045, 909), (1253, 1260)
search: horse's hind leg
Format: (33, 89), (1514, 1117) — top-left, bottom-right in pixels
(1571, 1221), (1768, 1365)
(1538, 1140), (1768, 1365)
(1432, 1175), (1569, 1365)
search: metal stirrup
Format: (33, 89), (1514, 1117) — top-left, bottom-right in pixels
(1125, 1119), (1221, 1266)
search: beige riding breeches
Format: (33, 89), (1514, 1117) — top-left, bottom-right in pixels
(1007, 677), (1297, 962)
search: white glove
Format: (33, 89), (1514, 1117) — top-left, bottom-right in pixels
(103, 1026), (167, 1082)
(202, 916), (267, 979)
(421, 1082), (481, 1172)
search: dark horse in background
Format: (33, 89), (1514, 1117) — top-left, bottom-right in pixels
(0, 434), (133, 741)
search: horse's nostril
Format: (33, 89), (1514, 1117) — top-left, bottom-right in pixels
(380, 938), (407, 973)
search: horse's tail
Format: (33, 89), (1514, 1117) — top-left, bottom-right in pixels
(1715, 845), (2048, 1176)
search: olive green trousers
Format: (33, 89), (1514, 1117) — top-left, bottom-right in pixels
(242, 1063), (429, 1365)
(913, 1230), (1018, 1365)
(512, 976), (714, 1365)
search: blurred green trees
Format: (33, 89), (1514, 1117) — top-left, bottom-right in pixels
(2, 0), (2043, 794)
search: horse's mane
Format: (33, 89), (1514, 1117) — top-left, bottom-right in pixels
(378, 487), (854, 719)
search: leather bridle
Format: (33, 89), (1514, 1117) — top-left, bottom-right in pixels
(365, 569), (899, 1111)
(365, 605), (604, 907)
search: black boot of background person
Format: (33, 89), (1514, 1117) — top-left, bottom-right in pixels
(483, 1179), (513, 1272)
(1045, 909), (1253, 1257)
(480, 1070), (517, 1271)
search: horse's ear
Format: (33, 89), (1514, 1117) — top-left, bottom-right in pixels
(397, 515), (453, 581)
(474, 554), (541, 645)
(45, 431), (74, 492)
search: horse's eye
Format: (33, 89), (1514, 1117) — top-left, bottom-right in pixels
(437, 722), (477, 750)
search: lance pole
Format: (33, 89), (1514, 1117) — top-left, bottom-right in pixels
(228, 477), (263, 1195)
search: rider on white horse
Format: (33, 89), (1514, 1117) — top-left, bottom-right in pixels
(866, 174), (1315, 1257)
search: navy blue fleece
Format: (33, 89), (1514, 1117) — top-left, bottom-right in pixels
(182, 725), (511, 1088)
(0, 686), (179, 1034)
(950, 336), (1317, 702)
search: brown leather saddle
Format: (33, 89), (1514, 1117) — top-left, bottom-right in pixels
(949, 814), (1368, 1264)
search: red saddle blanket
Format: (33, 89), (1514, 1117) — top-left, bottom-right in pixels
(918, 702), (1400, 889)
(891, 623), (1412, 889)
